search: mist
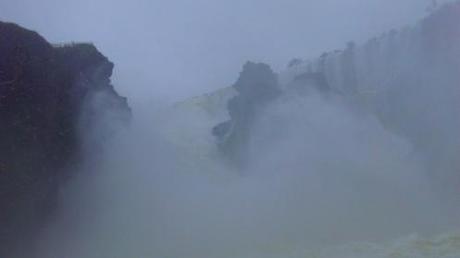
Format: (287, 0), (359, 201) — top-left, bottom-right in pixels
(1, 0), (459, 257)
(35, 88), (458, 257)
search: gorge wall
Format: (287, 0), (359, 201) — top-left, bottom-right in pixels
(0, 22), (130, 256)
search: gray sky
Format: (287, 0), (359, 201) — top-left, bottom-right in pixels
(0, 0), (443, 103)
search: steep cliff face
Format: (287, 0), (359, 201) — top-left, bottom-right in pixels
(0, 22), (130, 255)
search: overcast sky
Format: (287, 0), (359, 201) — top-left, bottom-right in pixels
(0, 0), (446, 104)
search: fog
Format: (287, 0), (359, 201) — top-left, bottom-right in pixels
(2, 0), (459, 257)
(0, 0), (448, 104)
(35, 89), (458, 257)
(18, 96), (413, 257)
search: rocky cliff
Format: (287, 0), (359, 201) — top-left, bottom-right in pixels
(0, 22), (130, 255)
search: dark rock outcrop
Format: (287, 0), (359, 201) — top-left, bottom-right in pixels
(0, 22), (130, 255)
(213, 62), (280, 168)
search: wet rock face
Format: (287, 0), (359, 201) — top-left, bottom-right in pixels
(213, 62), (280, 168)
(0, 22), (130, 255)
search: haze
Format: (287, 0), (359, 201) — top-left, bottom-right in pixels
(0, 0), (445, 104)
(1, 1), (459, 257)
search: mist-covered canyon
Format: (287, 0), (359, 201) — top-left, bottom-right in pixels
(1, 1), (460, 257)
